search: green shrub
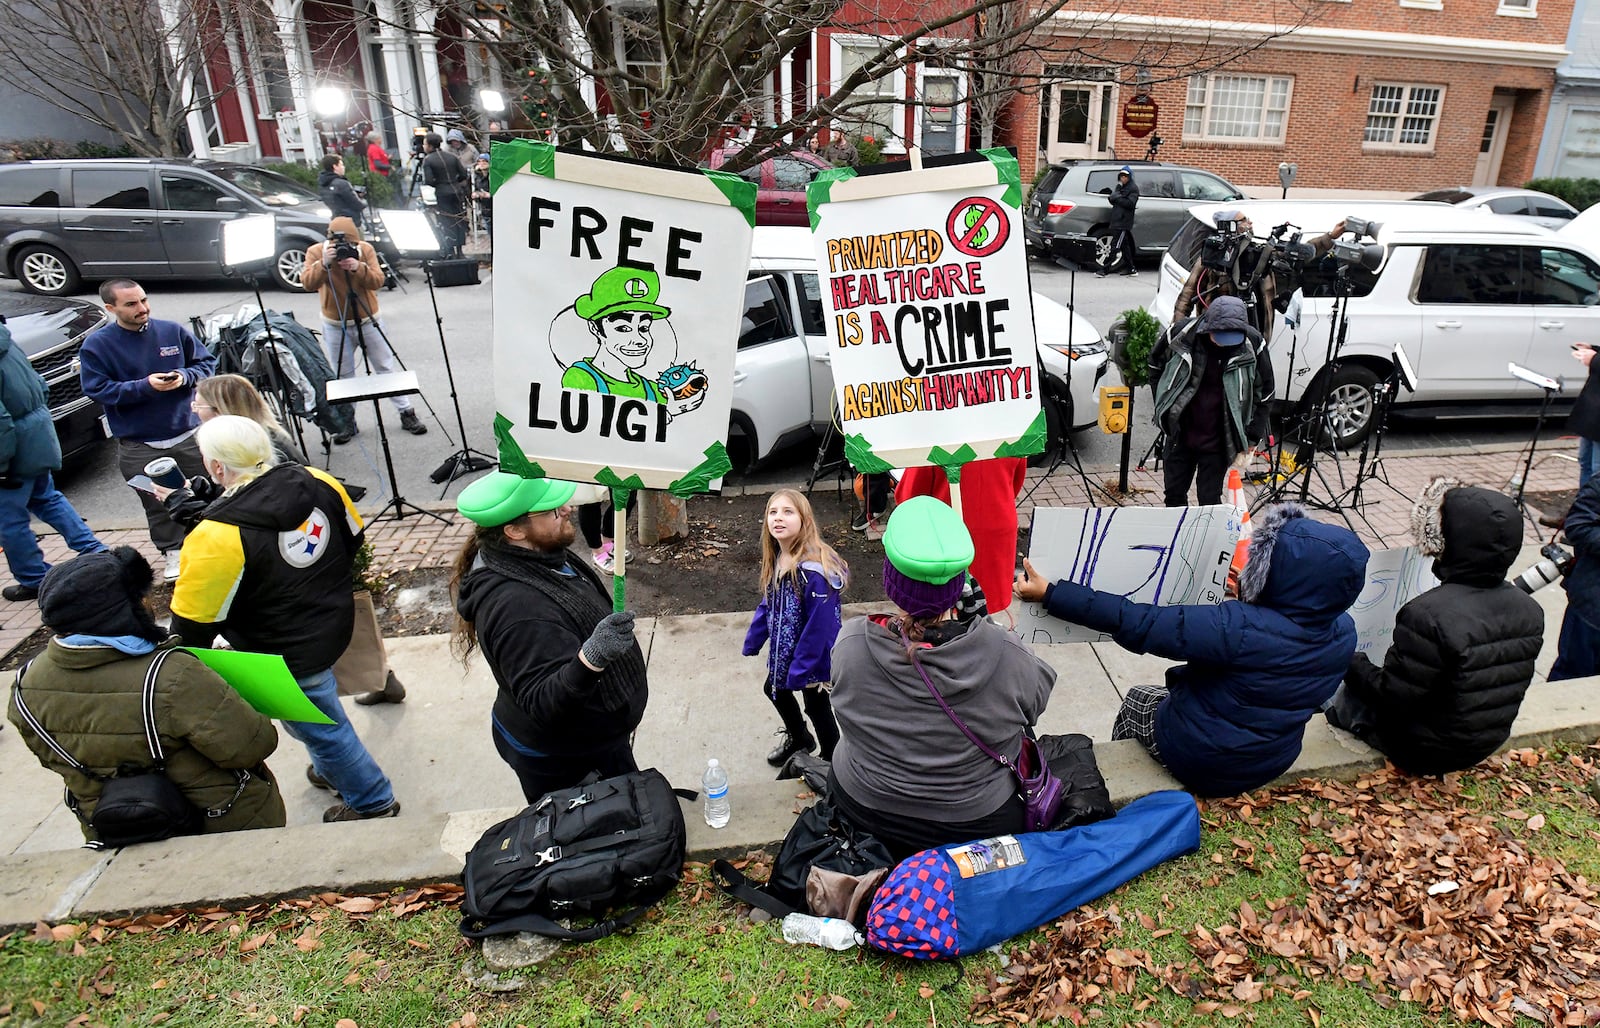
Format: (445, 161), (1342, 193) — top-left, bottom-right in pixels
(1524, 177), (1600, 211)
(1110, 307), (1162, 387)
(1, 137), (136, 160)
(852, 135), (885, 165)
(260, 152), (394, 209)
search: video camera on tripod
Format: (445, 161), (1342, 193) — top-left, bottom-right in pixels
(328, 231), (362, 263)
(1198, 213), (1322, 316)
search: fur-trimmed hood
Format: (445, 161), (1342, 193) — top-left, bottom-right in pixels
(1410, 477), (1522, 585)
(1238, 503), (1369, 624)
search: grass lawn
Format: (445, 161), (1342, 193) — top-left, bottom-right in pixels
(2, 746), (1598, 1028)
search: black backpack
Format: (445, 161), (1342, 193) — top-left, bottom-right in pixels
(459, 768), (690, 942)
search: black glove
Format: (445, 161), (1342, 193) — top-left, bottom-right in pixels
(581, 611), (636, 670)
(0, 475), (24, 490)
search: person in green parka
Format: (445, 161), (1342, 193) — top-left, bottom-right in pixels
(7, 547), (285, 844)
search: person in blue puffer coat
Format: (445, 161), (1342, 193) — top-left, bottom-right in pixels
(0, 323), (105, 601)
(1016, 503), (1369, 796)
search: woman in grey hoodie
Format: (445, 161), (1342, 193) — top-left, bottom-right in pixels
(827, 497), (1056, 861)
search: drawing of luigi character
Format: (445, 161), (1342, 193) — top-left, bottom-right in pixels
(562, 265), (708, 417)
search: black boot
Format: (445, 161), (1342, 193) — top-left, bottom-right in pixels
(766, 728), (816, 767)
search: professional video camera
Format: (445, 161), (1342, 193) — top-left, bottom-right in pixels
(328, 230), (362, 263)
(1513, 541), (1575, 594)
(1199, 210), (1250, 272)
(1331, 216), (1385, 272)
(1262, 222), (1319, 310)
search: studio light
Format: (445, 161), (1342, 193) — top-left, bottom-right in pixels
(479, 89), (507, 114)
(220, 214), (276, 268)
(376, 209), (442, 257)
(313, 85), (349, 119)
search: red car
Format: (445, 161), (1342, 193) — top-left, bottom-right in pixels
(704, 147), (833, 227)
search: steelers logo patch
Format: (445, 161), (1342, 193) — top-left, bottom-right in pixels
(279, 507), (332, 568)
(624, 277), (650, 299)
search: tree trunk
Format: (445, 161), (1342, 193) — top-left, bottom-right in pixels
(636, 490), (688, 544)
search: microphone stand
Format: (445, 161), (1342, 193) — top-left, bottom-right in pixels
(422, 257), (497, 493)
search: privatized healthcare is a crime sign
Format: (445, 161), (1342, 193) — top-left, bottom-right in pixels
(488, 141), (756, 491)
(808, 150), (1043, 472)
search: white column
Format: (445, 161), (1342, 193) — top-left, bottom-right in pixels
(370, 0), (419, 146)
(216, 0), (261, 156)
(414, 5), (446, 114)
(156, 0), (211, 156)
(780, 52), (794, 135)
(274, 0), (321, 160)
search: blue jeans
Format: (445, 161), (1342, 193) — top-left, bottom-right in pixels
(1550, 606), (1600, 682)
(1581, 437), (1600, 488)
(281, 667), (395, 813)
(0, 472), (105, 587)
(491, 717), (637, 804)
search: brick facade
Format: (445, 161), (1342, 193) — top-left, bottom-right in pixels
(1005, 2), (1569, 192)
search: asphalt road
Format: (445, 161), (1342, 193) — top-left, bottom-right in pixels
(18, 251), (1572, 531)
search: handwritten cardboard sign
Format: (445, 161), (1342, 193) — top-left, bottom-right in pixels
(808, 151), (1043, 473)
(488, 141), (755, 491)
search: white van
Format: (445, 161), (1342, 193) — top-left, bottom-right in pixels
(1150, 199), (1600, 447)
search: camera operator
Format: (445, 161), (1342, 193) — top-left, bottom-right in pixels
(317, 155), (366, 225)
(421, 132), (468, 259)
(1147, 294), (1274, 506)
(1174, 213), (1345, 341)
(302, 217), (427, 441)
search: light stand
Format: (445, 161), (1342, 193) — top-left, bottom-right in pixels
(1508, 362), (1564, 530)
(1327, 352), (1411, 533)
(220, 215), (314, 459)
(378, 209), (496, 494)
(1019, 256), (1107, 507)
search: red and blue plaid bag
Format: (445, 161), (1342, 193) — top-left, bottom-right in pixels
(866, 791), (1199, 959)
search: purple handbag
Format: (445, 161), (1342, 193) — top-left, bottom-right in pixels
(903, 632), (1066, 833)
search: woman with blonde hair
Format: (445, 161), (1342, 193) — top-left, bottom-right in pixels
(170, 416), (401, 822)
(193, 374), (307, 465)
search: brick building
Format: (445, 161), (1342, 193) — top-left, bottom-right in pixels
(1004, 0), (1572, 193)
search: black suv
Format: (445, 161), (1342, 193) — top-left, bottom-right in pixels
(1024, 160), (1245, 267)
(0, 159), (337, 295)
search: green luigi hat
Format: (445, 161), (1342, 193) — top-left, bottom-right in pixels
(882, 496), (974, 618)
(456, 472), (578, 527)
(574, 266), (672, 322)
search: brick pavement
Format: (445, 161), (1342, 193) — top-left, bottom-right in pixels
(0, 439), (1574, 663)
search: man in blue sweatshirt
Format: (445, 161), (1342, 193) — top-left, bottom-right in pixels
(80, 280), (216, 580)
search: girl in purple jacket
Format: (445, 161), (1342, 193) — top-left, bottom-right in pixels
(744, 489), (848, 769)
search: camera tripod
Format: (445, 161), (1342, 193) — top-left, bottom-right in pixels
(1020, 256), (1106, 507)
(1326, 361), (1409, 534)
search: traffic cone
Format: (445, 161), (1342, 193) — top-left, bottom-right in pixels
(1225, 467), (1252, 598)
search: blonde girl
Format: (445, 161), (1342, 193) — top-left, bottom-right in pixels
(742, 489), (849, 767)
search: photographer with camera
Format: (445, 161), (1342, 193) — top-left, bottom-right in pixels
(1325, 478), (1544, 775)
(302, 217), (427, 441)
(1147, 294), (1274, 506)
(317, 155), (366, 225)
(1174, 213), (1345, 341)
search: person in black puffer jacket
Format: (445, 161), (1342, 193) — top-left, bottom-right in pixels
(1326, 478), (1545, 775)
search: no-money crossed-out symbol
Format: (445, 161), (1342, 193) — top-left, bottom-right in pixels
(945, 195), (1010, 258)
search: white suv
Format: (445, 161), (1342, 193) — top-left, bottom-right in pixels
(732, 227), (1114, 469)
(1151, 200), (1600, 447)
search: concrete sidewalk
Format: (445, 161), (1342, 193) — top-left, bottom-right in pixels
(0, 440), (1593, 927)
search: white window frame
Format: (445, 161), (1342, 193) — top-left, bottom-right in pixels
(829, 33), (908, 153)
(1182, 73), (1293, 144)
(1399, 0), (1442, 11)
(1363, 82), (1445, 151)
(1496, 0), (1536, 15)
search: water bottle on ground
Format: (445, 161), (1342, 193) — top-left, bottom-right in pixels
(781, 912), (862, 950)
(702, 758), (730, 828)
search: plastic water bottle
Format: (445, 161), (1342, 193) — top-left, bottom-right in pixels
(702, 758), (730, 828)
(781, 912), (862, 950)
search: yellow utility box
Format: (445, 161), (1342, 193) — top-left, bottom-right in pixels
(1098, 386), (1130, 434)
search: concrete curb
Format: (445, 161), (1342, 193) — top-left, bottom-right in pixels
(5, 676), (1596, 929)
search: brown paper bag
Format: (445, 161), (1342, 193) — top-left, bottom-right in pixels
(334, 590), (389, 696)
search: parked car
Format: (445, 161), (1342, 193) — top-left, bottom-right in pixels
(0, 159), (336, 296)
(1024, 160), (1246, 267)
(1410, 186), (1579, 231)
(704, 147), (833, 227)
(731, 227), (1113, 470)
(0, 290), (110, 461)
(1150, 199), (1600, 448)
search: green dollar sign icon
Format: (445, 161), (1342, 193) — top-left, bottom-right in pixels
(963, 204), (989, 247)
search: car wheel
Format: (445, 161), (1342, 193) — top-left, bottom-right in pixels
(1089, 227), (1114, 269)
(14, 245), (80, 296)
(726, 417), (759, 475)
(272, 245), (308, 291)
(1305, 364), (1378, 450)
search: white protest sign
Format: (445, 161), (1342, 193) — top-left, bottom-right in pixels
(1350, 546), (1438, 660)
(809, 152), (1042, 472)
(1018, 505), (1238, 645)
(490, 142), (755, 490)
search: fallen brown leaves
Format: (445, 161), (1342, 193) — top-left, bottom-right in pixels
(971, 748), (1600, 1026)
